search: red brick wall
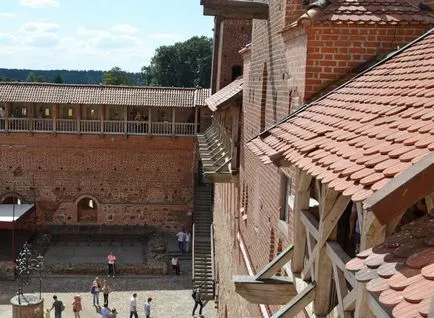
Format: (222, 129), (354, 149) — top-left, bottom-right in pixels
(0, 133), (197, 232)
(304, 24), (431, 102)
(208, 2), (432, 318)
(215, 19), (252, 91)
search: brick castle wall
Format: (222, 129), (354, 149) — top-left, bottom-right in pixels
(210, 1), (432, 317)
(0, 133), (197, 232)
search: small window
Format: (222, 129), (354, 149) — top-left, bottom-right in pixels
(21, 108), (27, 116)
(44, 108), (50, 116)
(67, 108), (73, 117)
(280, 176), (292, 222)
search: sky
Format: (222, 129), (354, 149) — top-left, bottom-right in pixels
(0, 0), (214, 72)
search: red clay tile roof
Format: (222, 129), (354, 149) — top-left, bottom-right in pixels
(247, 29), (434, 204)
(287, 0), (434, 28)
(205, 78), (243, 111)
(0, 82), (210, 108)
(345, 213), (434, 317)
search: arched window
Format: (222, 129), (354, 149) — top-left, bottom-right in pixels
(77, 197), (98, 223)
(1, 196), (22, 205)
(231, 65), (242, 80)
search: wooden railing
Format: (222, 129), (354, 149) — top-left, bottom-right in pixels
(0, 118), (198, 136)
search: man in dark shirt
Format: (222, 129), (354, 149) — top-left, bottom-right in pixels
(50, 295), (64, 318)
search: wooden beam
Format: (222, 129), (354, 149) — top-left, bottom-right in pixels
(230, 104), (240, 172)
(314, 189), (350, 315)
(255, 245), (293, 280)
(271, 282), (316, 318)
(326, 242), (355, 287)
(364, 152), (434, 224)
(292, 170), (312, 273)
(203, 1), (268, 19)
(343, 289), (356, 311)
(300, 209), (319, 240)
(367, 294), (390, 318)
(425, 191), (434, 212)
(332, 263), (352, 318)
(302, 194), (350, 278)
(233, 275), (297, 305)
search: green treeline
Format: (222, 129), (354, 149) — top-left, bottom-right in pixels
(0, 68), (143, 85)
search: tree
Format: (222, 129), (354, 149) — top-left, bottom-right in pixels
(142, 36), (212, 88)
(102, 67), (134, 85)
(26, 72), (44, 82)
(52, 73), (63, 83)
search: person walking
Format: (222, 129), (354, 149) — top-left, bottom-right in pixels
(192, 286), (204, 317)
(176, 228), (186, 254)
(50, 295), (65, 318)
(100, 304), (111, 318)
(102, 279), (111, 307)
(72, 295), (82, 318)
(107, 252), (117, 278)
(185, 231), (191, 253)
(171, 256), (180, 275)
(91, 277), (101, 307)
(129, 293), (138, 318)
(144, 297), (152, 318)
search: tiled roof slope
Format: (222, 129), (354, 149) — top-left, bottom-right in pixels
(0, 83), (210, 108)
(195, 88), (212, 107)
(345, 213), (434, 317)
(314, 0), (434, 24)
(205, 78), (243, 111)
(247, 29), (434, 204)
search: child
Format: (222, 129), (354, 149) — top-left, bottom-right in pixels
(72, 295), (82, 318)
(44, 308), (51, 318)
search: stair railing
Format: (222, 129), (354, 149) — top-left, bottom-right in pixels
(192, 222), (195, 282)
(210, 222), (215, 297)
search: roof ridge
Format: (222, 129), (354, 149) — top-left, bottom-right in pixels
(0, 82), (208, 91)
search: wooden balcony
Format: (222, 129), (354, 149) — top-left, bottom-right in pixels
(201, 0), (268, 19)
(0, 118), (197, 136)
(197, 123), (235, 183)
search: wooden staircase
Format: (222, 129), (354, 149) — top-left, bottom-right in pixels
(192, 185), (214, 300)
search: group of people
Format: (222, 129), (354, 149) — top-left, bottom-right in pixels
(129, 293), (153, 318)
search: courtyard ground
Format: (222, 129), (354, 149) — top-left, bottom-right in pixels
(0, 235), (217, 318)
(0, 275), (216, 317)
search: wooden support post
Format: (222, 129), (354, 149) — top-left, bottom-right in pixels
(100, 104), (105, 133)
(310, 186), (350, 315)
(4, 102), (11, 132)
(194, 106), (199, 133)
(123, 106), (128, 134)
(29, 103), (35, 132)
(76, 104), (81, 133)
(53, 103), (59, 133)
(171, 107), (175, 135)
(291, 169), (312, 273)
(148, 108), (152, 134)
(425, 191), (434, 212)
(355, 209), (385, 318)
(230, 105), (240, 172)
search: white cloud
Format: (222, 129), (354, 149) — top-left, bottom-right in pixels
(0, 13), (17, 18)
(111, 24), (139, 34)
(147, 33), (180, 40)
(19, 0), (60, 8)
(24, 33), (60, 47)
(77, 27), (142, 49)
(21, 21), (60, 33)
